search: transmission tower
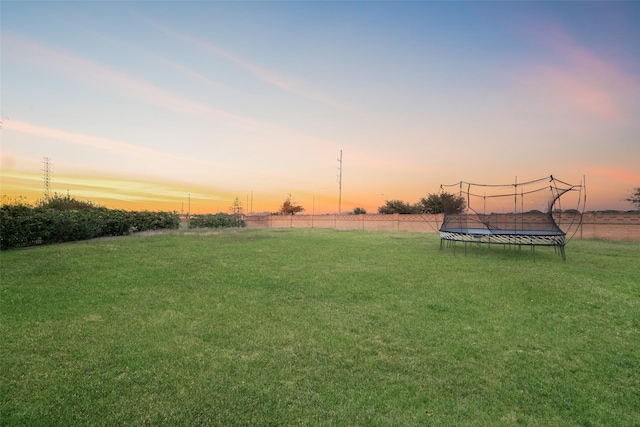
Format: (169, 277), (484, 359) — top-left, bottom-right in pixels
(42, 157), (52, 199)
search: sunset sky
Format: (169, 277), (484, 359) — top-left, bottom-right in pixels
(1, 2), (639, 214)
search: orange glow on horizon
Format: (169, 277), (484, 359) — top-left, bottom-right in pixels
(1, 166), (635, 214)
(0, 168), (363, 214)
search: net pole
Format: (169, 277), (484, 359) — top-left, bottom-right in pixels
(521, 188), (524, 234)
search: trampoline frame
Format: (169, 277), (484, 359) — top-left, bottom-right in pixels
(438, 176), (585, 260)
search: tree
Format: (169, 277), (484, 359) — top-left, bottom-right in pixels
(279, 194), (304, 215)
(626, 187), (640, 210)
(415, 192), (465, 214)
(378, 200), (416, 214)
(440, 192), (466, 214)
(229, 197), (243, 218)
(377, 192), (466, 215)
(415, 193), (444, 214)
(351, 207), (367, 215)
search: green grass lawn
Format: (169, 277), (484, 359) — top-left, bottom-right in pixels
(1, 229), (639, 426)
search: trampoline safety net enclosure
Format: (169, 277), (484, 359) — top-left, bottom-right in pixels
(439, 175), (585, 259)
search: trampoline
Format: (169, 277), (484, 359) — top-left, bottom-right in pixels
(439, 176), (585, 260)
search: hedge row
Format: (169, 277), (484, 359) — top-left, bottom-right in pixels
(0, 205), (180, 250)
(189, 213), (246, 229)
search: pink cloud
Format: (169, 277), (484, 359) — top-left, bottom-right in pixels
(590, 167), (640, 185)
(532, 65), (621, 121)
(520, 24), (639, 124)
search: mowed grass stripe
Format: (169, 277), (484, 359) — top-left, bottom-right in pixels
(1, 229), (639, 426)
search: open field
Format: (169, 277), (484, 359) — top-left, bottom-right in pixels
(1, 229), (639, 426)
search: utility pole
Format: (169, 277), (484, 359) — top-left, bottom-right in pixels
(337, 150), (343, 214)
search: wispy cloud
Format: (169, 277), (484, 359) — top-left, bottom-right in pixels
(156, 55), (230, 93)
(2, 31), (308, 139)
(82, 24), (233, 93)
(2, 118), (241, 175)
(146, 18), (361, 115)
(5, 119), (164, 159)
(2, 117), (333, 193)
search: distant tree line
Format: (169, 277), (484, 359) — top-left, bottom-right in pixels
(378, 192), (466, 214)
(268, 192), (466, 216)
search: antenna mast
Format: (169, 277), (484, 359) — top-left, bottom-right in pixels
(337, 150), (343, 214)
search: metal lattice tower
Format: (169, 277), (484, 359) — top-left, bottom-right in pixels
(42, 157), (52, 199)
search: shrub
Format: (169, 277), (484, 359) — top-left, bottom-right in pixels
(0, 196), (180, 250)
(189, 213), (246, 229)
(36, 193), (99, 210)
(378, 200), (416, 214)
